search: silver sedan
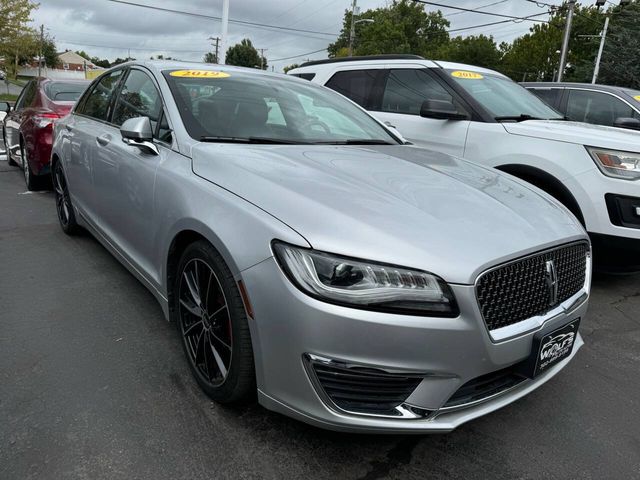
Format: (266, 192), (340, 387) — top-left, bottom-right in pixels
(51, 61), (590, 432)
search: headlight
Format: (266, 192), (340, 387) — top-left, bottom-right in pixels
(587, 147), (640, 180)
(272, 242), (458, 316)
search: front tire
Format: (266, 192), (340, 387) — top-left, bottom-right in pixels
(173, 241), (255, 404)
(52, 160), (81, 235)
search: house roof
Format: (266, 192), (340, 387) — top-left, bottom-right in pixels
(57, 51), (96, 68)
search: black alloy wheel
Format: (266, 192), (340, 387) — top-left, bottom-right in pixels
(52, 161), (80, 235)
(174, 241), (255, 404)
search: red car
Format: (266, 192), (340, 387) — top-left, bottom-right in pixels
(3, 77), (89, 190)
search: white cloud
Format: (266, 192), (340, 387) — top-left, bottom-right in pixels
(31, 0), (559, 71)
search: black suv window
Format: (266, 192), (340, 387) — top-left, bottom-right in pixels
(566, 89), (635, 127)
(325, 69), (384, 109)
(78, 69), (124, 122)
(381, 69), (453, 115)
(529, 88), (561, 109)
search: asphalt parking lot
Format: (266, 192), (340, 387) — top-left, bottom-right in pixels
(1, 158), (639, 480)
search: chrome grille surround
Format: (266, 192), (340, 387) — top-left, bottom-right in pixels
(476, 241), (591, 342)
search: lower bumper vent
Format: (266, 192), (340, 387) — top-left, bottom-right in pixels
(443, 365), (527, 409)
(305, 355), (423, 417)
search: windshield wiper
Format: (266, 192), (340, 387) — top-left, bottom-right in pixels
(494, 114), (544, 122)
(313, 139), (396, 145)
(495, 114), (566, 122)
(199, 136), (306, 144)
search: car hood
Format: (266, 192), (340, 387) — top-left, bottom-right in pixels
(192, 144), (586, 284)
(502, 120), (640, 151)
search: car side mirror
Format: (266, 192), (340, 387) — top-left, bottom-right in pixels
(613, 117), (640, 131)
(0, 101), (11, 113)
(420, 99), (468, 121)
(120, 116), (158, 155)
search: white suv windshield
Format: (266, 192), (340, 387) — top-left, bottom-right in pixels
(446, 70), (563, 121)
(163, 69), (398, 145)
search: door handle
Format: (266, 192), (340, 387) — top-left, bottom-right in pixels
(96, 134), (111, 146)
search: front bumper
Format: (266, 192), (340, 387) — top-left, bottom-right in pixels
(241, 257), (588, 433)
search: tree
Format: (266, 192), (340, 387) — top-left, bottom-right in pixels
(498, 4), (603, 82)
(203, 52), (218, 63)
(597, 2), (640, 88)
(225, 38), (267, 69)
(327, 0), (449, 58)
(436, 35), (501, 70)
(283, 63), (299, 73)
(42, 36), (60, 68)
(111, 57), (135, 66)
(75, 50), (91, 61)
(0, 0), (39, 78)
(91, 57), (111, 68)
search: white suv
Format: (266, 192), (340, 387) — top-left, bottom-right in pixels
(289, 55), (640, 272)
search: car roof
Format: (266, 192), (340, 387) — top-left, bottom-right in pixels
(521, 82), (626, 93)
(289, 57), (508, 79)
(123, 60), (293, 82)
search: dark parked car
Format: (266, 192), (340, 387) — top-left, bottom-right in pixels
(522, 82), (640, 131)
(3, 77), (89, 189)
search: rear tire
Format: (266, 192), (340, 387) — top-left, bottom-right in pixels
(52, 160), (81, 235)
(22, 143), (46, 191)
(172, 240), (255, 404)
(4, 129), (17, 167)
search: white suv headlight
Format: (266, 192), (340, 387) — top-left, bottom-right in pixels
(272, 241), (458, 316)
(587, 147), (640, 180)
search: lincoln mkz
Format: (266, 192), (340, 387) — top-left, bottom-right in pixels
(50, 61), (591, 432)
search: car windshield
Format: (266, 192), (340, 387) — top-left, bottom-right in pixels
(163, 69), (399, 144)
(624, 88), (640, 104)
(44, 81), (88, 102)
(446, 69), (563, 121)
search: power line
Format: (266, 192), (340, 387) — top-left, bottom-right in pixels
(446, 12), (552, 34)
(102, 0), (338, 37)
(270, 48), (327, 62)
(412, 0), (549, 23)
(445, 0), (509, 17)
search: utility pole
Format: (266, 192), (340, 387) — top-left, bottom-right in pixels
(220, 0), (230, 64)
(38, 24), (44, 77)
(557, 0), (576, 82)
(258, 48), (267, 70)
(348, 0), (357, 57)
(591, 15), (609, 84)
(208, 36), (220, 62)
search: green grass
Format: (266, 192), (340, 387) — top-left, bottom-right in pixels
(0, 93), (18, 101)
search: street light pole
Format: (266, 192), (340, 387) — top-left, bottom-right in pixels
(348, 0), (357, 57)
(557, 0), (576, 82)
(220, 0), (230, 64)
(591, 15), (609, 84)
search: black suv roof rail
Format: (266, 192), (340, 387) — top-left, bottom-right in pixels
(299, 54), (425, 68)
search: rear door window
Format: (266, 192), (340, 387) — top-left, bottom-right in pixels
(566, 89), (635, 127)
(325, 69), (384, 109)
(77, 69), (125, 122)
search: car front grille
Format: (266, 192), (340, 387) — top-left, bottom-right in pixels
(308, 360), (422, 416)
(443, 364), (527, 409)
(476, 242), (589, 331)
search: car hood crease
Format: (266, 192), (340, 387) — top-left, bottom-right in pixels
(192, 144), (586, 284)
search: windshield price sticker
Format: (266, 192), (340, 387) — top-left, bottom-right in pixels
(451, 70), (484, 80)
(634, 95), (640, 102)
(170, 70), (230, 78)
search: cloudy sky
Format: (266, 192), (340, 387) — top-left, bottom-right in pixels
(30, 0), (564, 71)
